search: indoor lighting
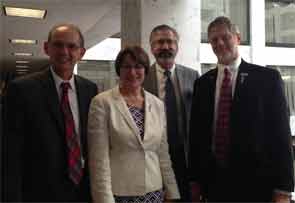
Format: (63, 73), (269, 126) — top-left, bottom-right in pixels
(12, 52), (33, 56)
(10, 39), (37, 44)
(16, 60), (30, 64)
(282, 75), (291, 80)
(16, 65), (29, 68)
(4, 6), (46, 19)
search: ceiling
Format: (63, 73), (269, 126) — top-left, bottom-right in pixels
(0, 0), (121, 77)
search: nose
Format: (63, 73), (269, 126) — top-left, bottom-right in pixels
(59, 45), (70, 55)
(161, 41), (170, 49)
(124, 67), (137, 75)
(216, 38), (225, 46)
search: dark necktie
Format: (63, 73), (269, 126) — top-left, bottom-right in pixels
(164, 70), (179, 149)
(215, 68), (232, 165)
(60, 82), (83, 185)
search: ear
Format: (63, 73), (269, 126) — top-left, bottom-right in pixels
(44, 42), (49, 56)
(79, 47), (86, 59)
(236, 33), (241, 45)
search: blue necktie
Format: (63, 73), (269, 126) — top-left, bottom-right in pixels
(164, 70), (179, 149)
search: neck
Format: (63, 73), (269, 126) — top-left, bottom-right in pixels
(52, 67), (73, 80)
(119, 85), (142, 98)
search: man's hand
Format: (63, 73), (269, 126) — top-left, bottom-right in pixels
(272, 192), (291, 203)
(191, 182), (202, 202)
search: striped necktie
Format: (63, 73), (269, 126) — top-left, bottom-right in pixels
(60, 82), (83, 184)
(215, 68), (232, 165)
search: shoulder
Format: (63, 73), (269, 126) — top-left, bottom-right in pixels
(176, 64), (200, 78)
(241, 60), (281, 79)
(92, 88), (115, 104)
(144, 90), (164, 107)
(198, 68), (216, 81)
(8, 69), (48, 90)
(75, 75), (96, 88)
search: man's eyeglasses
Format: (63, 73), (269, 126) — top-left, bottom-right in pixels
(51, 41), (81, 50)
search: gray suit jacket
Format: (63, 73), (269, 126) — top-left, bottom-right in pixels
(144, 63), (199, 153)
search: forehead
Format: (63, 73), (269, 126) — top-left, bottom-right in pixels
(208, 24), (232, 37)
(51, 27), (80, 43)
(151, 30), (177, 41)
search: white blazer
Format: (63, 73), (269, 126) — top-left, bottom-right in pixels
(88, 86), (180, 203)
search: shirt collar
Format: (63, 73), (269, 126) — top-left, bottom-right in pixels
(217, 55), (241, 74)
(155, 63), (176, 76)
(50, 66), (76, 91)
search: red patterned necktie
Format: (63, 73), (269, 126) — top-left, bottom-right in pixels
(215, 68), (232, 165)
(60, 82), (83, 184)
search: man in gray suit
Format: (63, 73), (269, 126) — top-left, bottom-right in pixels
(144, 24), (199, 202)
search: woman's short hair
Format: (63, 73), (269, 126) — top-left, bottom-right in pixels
(115, 45), (150, 76)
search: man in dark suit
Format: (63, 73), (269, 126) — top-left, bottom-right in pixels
(144, 24), (199, 202)
(189, 16), (294, 202)
(2, 24), (97, 202)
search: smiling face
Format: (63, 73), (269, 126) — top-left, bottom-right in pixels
(44, 25), (86, 79)
(208, 24), (241, 65)
(119, 54), (145, 90)
(150, 29), (178, 70)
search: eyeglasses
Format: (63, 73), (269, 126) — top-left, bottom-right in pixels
(50, 41), (81, 50)
(121, 63), (145, 70)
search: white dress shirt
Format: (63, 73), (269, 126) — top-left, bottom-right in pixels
(50, 67), (80, 139)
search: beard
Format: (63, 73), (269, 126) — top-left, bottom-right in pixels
(156, 50), (175, 60)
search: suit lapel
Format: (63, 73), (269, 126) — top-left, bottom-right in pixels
(142, 91), (153, 143)
(144, 64), (158, 96)
(233, 60), (250, 104)
(75, 76), (88, 156)
(112, 86), (143, 145)
(38, 69), (64, 134)
(175, 65), (184, 99)
(208, 69), (218, 108)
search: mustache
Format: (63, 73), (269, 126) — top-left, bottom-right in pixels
(157, 50), (175, 59)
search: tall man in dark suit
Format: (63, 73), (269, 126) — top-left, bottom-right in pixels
(189, 16), (294, 202)
(2, 24), (97, 202)
(144, 24), (199, 202)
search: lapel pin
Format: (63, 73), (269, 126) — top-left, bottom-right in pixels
(240, 73), (248, 84)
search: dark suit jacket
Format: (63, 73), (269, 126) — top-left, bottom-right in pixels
(144, 63), (199, 200)
(2, 68), (97, 202)
(189, 59), (294, 201)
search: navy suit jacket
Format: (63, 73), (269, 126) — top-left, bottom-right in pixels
(2, 68), (97, 202)
(189, 60), (294, 201)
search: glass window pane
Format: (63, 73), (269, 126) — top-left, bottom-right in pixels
(201, 0), (250, 44)
(265, 0), (295, 47)
(268, 65), (295, 135)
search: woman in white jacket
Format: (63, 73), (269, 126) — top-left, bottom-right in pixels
(87, 45), (180, 203)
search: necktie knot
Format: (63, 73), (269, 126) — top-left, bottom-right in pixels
(61, 82), (71, 93)
(223, 68), (232, 85)
(164, 70), (171, 78)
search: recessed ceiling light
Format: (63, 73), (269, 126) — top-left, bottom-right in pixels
(4, 6), (46, 19)
(16, 65), (29, 68)
(16, 60), (30, 64)
(12, 52), (33, 56)
(10, 39), (37, 44)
